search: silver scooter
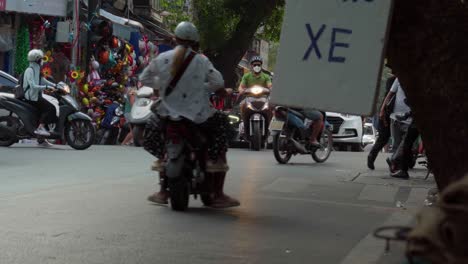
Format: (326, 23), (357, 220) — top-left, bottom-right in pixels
(129, 86), (155, 146)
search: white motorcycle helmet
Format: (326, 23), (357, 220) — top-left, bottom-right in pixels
(174, 22), (200, 42)
(27, 49), (44, 63)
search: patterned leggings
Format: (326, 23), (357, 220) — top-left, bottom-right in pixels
(144, 112), (230, 160)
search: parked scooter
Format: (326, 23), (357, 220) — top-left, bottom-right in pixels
(129, 86), (155, 146)
(270, 106), (333, 164)
(97, 102), (124, 145)
(239, 86), (271, 151)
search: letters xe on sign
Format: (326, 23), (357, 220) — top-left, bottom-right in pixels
(270, 0), (393, 115)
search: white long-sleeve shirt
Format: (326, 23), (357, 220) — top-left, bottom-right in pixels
(139, 46), (224, 124)
(23, 63), (56, 101)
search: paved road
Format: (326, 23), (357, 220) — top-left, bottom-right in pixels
(0, 145), (434, 264)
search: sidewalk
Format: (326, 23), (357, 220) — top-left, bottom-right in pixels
(342, 167), (435, 264)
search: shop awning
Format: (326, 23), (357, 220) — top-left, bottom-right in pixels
(99, 9), (144, 31)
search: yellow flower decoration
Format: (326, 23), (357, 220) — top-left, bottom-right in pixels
(43, 51), (54, 63)
(71, 71), (79, 80)
(41, 66), (52, 78)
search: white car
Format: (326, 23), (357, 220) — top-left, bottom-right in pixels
(362, 122), (377, 147)
(0, 70), (17, 96)
(326, 112), (363, 151)
(0, 71), (17, 116)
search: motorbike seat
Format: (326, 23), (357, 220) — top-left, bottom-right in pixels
(289, 109), (306, 120)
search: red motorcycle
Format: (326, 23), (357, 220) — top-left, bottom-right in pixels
(164, 119), (219, 211)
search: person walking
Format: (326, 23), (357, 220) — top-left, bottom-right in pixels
(367, 74), (396, 170)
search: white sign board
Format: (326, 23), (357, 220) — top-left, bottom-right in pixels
(271, 0), (393, 115)
(6, 0), (67, 17)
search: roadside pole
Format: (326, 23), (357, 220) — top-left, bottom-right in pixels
(86, 0), (99, 75)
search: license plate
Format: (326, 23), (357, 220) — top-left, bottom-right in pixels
(269, 119), (285, 131)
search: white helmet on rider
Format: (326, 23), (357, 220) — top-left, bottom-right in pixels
(250, 56), (263, 65)
(174, 22), (200, 43)
(27, 49), (44, 63)
(250, 56), (263, 73)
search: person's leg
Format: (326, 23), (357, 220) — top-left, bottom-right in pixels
(302, 109), (323, 146)
(26, 99), (49, 136)
(310, 116), (323, 145)
(38, 97), (57, 127)
(199, 113), (239, 208)
(147, 170), (170, 204)
(144, 114), (169, 204)
(391, 120), (404, 155)
(392, 124), (419, 179)
(200, 112), (229, 172)
(368, 116), (391, 169)
(287, 112), (306, 130)
(121, 124), (134, 145)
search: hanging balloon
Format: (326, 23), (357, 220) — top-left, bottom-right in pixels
(82, 84), (89, 94)
(98, 50), (110, 65)
(127, 55), (134, 66)
(110, 36), (119, 49)
(126, 44), (133, 53)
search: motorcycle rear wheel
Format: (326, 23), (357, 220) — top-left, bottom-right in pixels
(0, 116), (18, 147)
(169, 177), (190, 211)
(273, 130), (293, 164)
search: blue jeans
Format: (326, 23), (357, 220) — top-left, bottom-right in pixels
(287, 112), (306, 129)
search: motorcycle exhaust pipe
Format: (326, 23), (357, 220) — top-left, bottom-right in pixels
(290, 138), (308, 154)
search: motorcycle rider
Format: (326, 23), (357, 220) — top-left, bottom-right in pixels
(23, 49), (57, 136)
(286, 108), (324, 149)
(238, 56), (272, 93)
(140, 21), (240, 208)
(238, 56), (272, 139)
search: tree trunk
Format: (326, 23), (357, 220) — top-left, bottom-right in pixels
(387, 0), (468, 190)
(200, 0), (281, 87)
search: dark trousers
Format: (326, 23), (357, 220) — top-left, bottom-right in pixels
(26, 97), (56, 125)
(144, 112), (229, 160)
(369, 116), (391, 157)
(393, 123), (420, 172)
